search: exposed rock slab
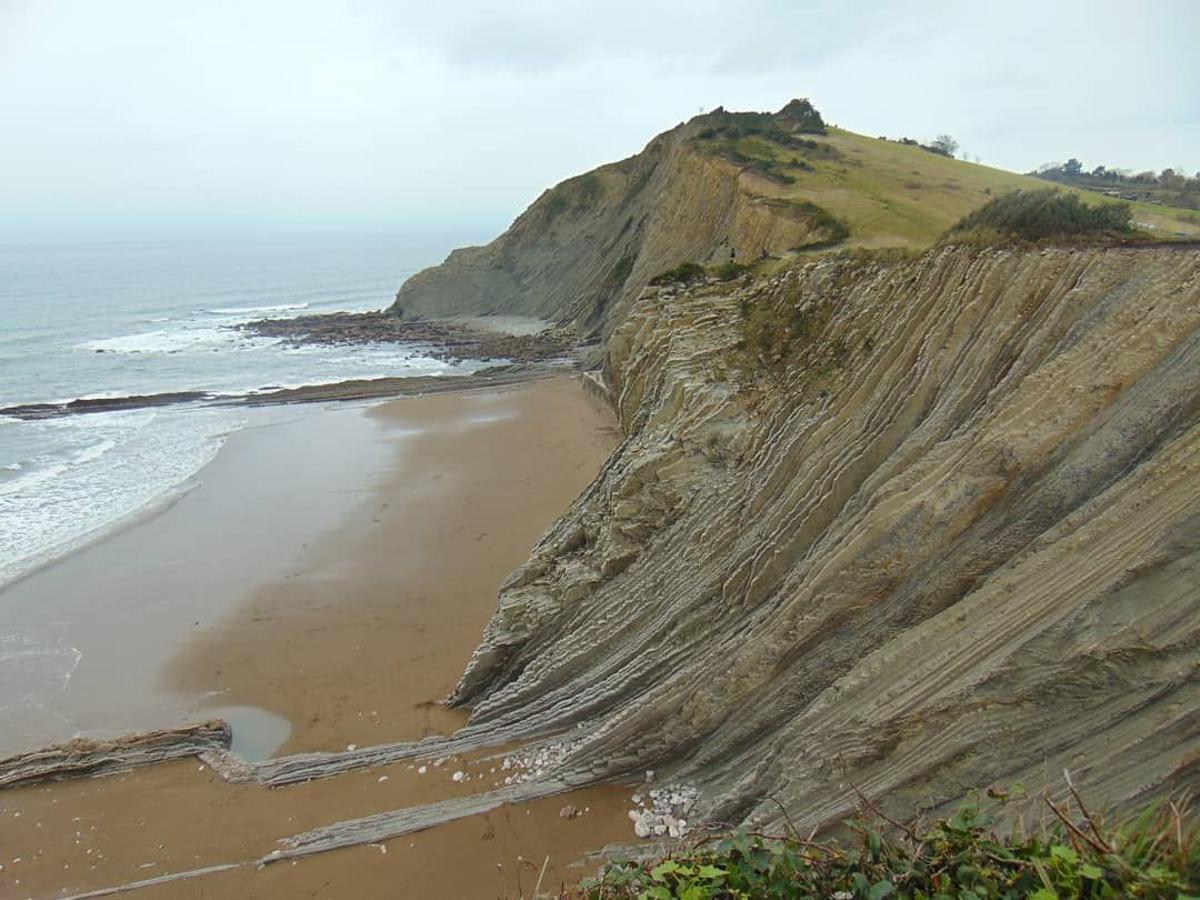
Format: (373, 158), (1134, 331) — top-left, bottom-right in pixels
(242, 310), (578, 362)
(449, 244), (1200, 829)
(268, 780), (571, 862)
(0, 721), (231, 789)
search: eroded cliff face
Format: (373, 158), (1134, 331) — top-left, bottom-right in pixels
(390, 120), (842, 337)
(451, 244), (1200, 827)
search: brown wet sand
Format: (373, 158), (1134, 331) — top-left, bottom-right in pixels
(169, 375), (620, 753)
(0, 399), (400, 753)
(0, 756), (635, 898)
(0, 376), (637, 898)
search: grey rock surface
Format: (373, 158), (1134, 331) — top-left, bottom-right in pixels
(450, 244), (1200, 829)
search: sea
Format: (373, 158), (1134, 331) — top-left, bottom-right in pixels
(0, 234), (484, 591)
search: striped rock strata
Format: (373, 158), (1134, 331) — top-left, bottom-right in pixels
(450, 243), (1200, 829)
(390, 113), (843, 339)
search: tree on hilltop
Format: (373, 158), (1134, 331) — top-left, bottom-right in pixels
(930, 134), (959, 157)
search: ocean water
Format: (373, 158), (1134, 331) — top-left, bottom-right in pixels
(0, 235), (481, 589)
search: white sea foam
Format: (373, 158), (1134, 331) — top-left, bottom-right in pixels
(2, 235), (482, 606)
(204, 302), (309, 316)
(0, 407), (241, 590)
(0, 460), (70, 498)
(71, 437), (117, 466)
(77, 326), (264, 355)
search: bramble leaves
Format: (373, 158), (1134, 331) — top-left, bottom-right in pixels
(578, 792), (1198, 900)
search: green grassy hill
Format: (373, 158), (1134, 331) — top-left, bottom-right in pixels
(391, 99), (1200, 331)
(697, 123), (1200, 251)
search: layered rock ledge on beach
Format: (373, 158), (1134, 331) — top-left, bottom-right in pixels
(242, 311), (579, 363)
(415, 243), (1200, 829)
(366, 101), (1200, 832)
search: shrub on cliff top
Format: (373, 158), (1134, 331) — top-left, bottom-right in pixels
(774, 97), (828, 134)
(949, 189), (1133, 241)
(576, 789), (1199, 899)
(649, 262), (706, 286)
(715, 261), (749, 281)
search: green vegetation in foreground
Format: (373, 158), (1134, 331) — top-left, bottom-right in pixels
(575, 790), (1199, 899)
(947, 189), (1134, 243)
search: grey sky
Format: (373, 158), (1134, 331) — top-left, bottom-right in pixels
(1, 0), (1196, 243)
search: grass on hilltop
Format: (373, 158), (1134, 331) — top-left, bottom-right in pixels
(689, 123), (1200, 252)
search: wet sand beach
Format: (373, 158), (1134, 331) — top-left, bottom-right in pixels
(0, 376), (634, 898)
(170, 375), (620, 755)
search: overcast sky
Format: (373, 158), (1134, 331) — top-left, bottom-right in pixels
(1, 0), (1196, 244)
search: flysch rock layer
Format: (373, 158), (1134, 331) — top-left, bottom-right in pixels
(449, 243), (1200, 831)
(389, 116), (841, 341)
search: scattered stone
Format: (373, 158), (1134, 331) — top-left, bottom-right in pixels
(497, 739), (582, 784)
(628, 783), (699, 840)
(559, 804), (579, 819)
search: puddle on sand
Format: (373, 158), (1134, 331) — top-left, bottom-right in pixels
(208, 705), (292, 761)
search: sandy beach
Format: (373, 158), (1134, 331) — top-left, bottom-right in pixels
(0, 375), (635, 898)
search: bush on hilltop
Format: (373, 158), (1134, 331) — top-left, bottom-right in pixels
(949, 189), (1133, 241)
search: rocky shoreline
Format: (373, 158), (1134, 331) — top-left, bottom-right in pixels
(241, 310), (580, 364)
(2, 311), (587, 421)
(0, 365), (567, 420)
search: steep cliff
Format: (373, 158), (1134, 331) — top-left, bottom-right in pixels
(450, 243), (1200, 828)
(392, 122), (836, 337)
(390, 101), (1061, 341)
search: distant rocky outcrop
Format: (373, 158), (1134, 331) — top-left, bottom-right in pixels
(389, 101), (846, 342)
(450, 243), (1200, 829)
(773, 97), (827, 133)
